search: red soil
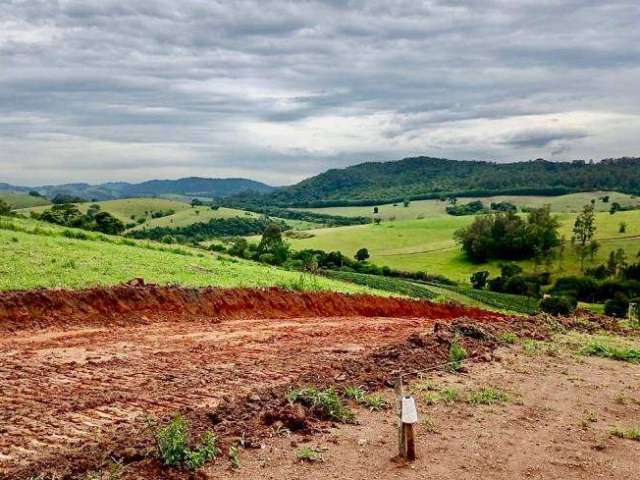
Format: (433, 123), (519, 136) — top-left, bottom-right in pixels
(0, 285), (511, 479)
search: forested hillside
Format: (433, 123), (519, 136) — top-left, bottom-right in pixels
(236, 157), (640, 207)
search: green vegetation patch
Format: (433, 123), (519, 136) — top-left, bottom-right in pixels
(288, 387), (355, 423)
(467, 386), (510, 406)
(321, 270), (436, 300)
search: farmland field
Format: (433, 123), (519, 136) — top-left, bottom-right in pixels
(295, 191), (640, 221)
(279, 208), (640, 282)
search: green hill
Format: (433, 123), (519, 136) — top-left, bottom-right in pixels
(0, 216), (376, 294)
(0, 191), (50, 209)
(235, 156), (640, 207)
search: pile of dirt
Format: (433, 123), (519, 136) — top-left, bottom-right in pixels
(0, 284), (504, 332)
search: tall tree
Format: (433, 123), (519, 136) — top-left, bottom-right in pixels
(573, 204), (597, 272)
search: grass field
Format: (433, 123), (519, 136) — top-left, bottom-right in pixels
(296, 191), (640, 221)
(0, 191), (50, 209)
(19, 197), (318, 231)
(277, 209), (640, 282)
(0, 216), (378, 294)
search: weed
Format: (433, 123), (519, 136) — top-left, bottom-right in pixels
(288, 387), (355, 423)
(421, 416), (439, 433)
(497, 331), (518, 344)
(343, 386), (365, 402)
(522, 339), (559, 356)
(447, 339), (467, 372)
(228, 446), (241, 469)
(422, 392), (439, 405)
(296, 446), (324, 463)
(362, 394), (388, 411)
(439, 387), (460, 403)
(581, 341), (640, 363)
(467, 387), (509, 406)
(149, 414), (219, 470)
(410, 378), (439, 394)
(610, 426), (640, 441)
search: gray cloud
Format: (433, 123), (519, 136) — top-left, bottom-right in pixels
(1, 0), (639, 186)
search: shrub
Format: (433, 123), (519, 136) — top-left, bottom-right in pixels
(447, 340), (467, 372)
(151, 414), (219, 470)
(539, 296), (576, 316)
(470, 271), (489, 289)
(605, 293), (630, 317)
(288, 387), (355, 423)
(467, 387), (509, 405)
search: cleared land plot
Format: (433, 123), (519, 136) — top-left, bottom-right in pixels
(0, 286), (501, 478)
(205, 337), (640, 480)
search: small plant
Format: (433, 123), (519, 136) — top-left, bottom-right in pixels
(296, 446), (324, 463)
(467, 387), (509, 406)
(421, 416), (439, 433)
(496, 331), (518, 344)
(610, 426), (640, 441)
(362, 394), (388, 411)
(149, 414), (220, 470)
(228, 446), (241, 469)
(288, 387), (355, 423)
(447, 339), (467, 372)
(439, 387), (460, 403)
(343, 386), (365, 402)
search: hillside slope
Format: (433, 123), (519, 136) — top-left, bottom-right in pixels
(242, 156), (640, 207)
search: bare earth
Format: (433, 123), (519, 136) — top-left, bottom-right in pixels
(200, 345), (640, 480)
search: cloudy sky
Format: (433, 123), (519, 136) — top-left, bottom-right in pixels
(1, 0), (639, 186)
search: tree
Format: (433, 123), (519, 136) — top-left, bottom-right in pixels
(93, 212), (125, 235)
(0, 199), (11, 216)
(28, 190), (42, 197)
(619, 222), (627, 233)
(355, 248), (370, 262)
(373, 207), (379, 214)
(257, 223), (290, 265)
(573, 204), (597, 272)
(403, 199), (410, 207)
(470, 271), (489, 289)
(191, 198), (203, 207)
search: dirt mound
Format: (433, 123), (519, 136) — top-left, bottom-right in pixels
(0, 284), (503, 332)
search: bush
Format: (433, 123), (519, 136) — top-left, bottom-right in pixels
(470, 271), (489, 289)
(287, 387), (355, 423)
(151, 414), (219, 470)
(447, 340), (467, 372)
(539, 296), (576, 316)
(605, 293), (630, 318)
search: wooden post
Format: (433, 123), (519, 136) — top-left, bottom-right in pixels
(395, 377), (406, 458)
(401, 395), (418, 462)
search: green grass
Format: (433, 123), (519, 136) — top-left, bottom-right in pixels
(281, 200), (640, 282)
(19, 197), (317, 232)
(287, 387), (355, 423)
(0, 216), (384, 295)
(1, 190), (50, 209)
(610, 426), (640, 441)
(296, 191), (640, 220)
(467, 386), (509, 405)
(320, 270), (436, 300)
(296, 446), (324, 462)
(554, 332), (640, 363)
(431, 284), (540, 315)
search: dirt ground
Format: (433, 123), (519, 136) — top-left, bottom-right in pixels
(199, 344), (640, 480)
(1, 286), (637, 479)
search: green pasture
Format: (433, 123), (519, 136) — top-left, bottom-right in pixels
(1, 191), (51, 209)
(295, 191), (640, 221)
(279, 209), (640, 282)
(0, 217), (379, 295)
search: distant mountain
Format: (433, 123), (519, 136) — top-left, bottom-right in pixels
(0, 177), (274, 201)
(235, 156), (640, 207)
